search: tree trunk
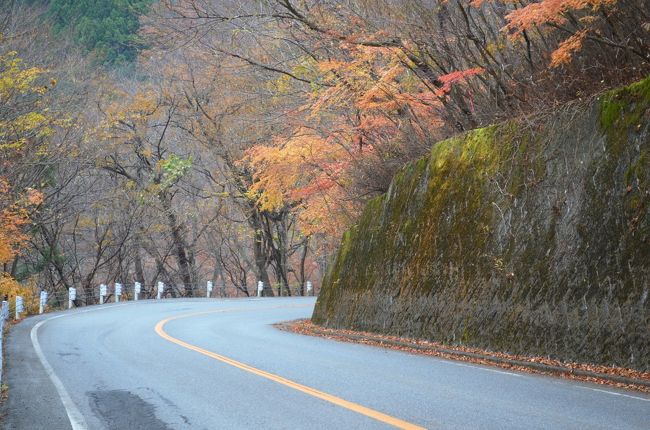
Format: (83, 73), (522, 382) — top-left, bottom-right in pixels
(267, 212), (291, 296)
(9, 256), (19, 279)
(249, 210), (273, 296)
(160, 193), (195, 296)
(298, 239), (308, 296)
(134, 246), (146, 287)
(213, 255), (226, 297)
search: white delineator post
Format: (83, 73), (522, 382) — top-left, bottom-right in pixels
(15, 296), (24, 320)
(206, 281), (213, 298)
(157, 281), (164, 300)
(115, 283), (122, 303)
(100, 284), (107, 304)
(68, 287), (76, 309)
(1, 301), (8, 320)
(39, 291), (48, 314)
(306, 281), (313, 296)
(257, 281), (264, 297)
(134, 282), (141, 301)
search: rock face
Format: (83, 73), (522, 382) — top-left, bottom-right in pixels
(313, 78), (650, 371)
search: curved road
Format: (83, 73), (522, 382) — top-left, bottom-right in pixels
(3, 297), (649, 429)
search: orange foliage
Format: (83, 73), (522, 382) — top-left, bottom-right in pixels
(500, 0), (617, 68)
(550, 30), (589, 67)
(435, 68), (485, 97)
(0, 50), (48, 267)
(244, 41), (484, 240)
(0, 181), (43, 264)
(243, 127), (358, 237)
(504, 0), (615, 33)
(313, 44), (481, 130)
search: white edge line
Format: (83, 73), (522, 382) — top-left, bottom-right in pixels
(577, 386), (650, 402)
(29, 303), (132, 430)
(27, 298), (311, 429)
(444, 359), (522, 377)
(31, 316), (89, 430)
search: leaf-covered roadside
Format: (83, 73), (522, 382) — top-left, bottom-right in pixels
(278, 319), (650, 394)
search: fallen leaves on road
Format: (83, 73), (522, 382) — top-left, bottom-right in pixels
(276, 319), (650, 394)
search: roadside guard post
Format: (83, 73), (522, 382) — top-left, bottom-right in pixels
(306, 281), (313, 296)
(99, 284), (107, 304)
(68, 287), (76, 309)
(1, 301), (8, 320)
(134, 282), (141, 301)
(157, 281), (164, 300)
(39, 291), (48, 314)
(115, 283), (122, 303)
(15, 296), (24, 320)
(257, 281), (264, 297)
(207, 281), (213, 298)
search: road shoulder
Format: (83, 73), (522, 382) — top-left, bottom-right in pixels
(277, 319), (650, 394)
(1, 315), (72, 430)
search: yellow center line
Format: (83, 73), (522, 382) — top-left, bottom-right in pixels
(154, 306), (427, 430)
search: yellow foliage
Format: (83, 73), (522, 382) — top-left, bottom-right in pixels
(76, 216), (96, 229)
(0, 51), (45, 100)
(0, 52), (52, 152)
(0, 48), (52, 270)
(99, 88), (161, 144)
(0, 235), (15, 264)
(0, 273), (39, 317)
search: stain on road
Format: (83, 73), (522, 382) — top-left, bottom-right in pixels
(88, 390), (173, 430)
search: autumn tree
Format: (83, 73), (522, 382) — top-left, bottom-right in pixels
(144, 51), (295, 295)
(3, 0), (647, 306)
(0, 31), (51, 307)
(95, 83), (207, 296)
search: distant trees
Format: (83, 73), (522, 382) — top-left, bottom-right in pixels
(95, 82), (205, 296)
(144, 52), (312, 296)
(1, 0), (648, 307)
(0, 26), (50, 306)
(150, 0), (649, 229)
(45, 0), (152, 65)
(1, 4), (146, 307)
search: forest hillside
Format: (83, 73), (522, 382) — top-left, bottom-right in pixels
(1, 0), (648, 312)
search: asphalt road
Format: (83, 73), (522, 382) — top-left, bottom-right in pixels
(2, 297), (649, 429)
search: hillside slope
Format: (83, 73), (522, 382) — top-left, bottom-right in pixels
(313, 77), (650, 371)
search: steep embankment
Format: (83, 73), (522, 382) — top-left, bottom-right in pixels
(313, 78), (650, 371)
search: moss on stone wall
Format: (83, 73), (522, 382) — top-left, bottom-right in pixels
(313, 77), (650, 370)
